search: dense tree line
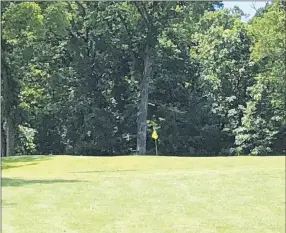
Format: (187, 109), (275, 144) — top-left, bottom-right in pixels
(1, 1), (285, 156)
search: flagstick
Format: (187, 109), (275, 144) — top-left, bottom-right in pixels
(155, 139), (158, 156)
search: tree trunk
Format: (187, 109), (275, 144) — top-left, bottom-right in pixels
(6, 117), (15, 156)
(136, 45), (153, 155)
(1, 123), (6, 157)
(2, 53), (16, 156)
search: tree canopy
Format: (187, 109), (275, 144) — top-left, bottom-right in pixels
(1, 1), (285, 156)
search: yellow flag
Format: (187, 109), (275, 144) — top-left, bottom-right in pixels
(152, 130), (158, 140)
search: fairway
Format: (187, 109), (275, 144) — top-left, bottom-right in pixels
(2, 156), (285, 233)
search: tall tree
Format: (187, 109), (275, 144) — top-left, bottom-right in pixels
(193, 8), (254, 154)
(1, 2), (44, 156)
(236, 2), (286, 155)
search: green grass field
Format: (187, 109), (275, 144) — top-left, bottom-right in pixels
(2, 155), (285, 233)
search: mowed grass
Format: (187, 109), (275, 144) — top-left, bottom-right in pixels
(2, 155), (285, 233)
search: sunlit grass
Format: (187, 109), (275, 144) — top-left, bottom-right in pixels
(2, 155), (285, 233)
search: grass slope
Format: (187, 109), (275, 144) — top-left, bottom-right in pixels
(2, 155), (285, 233)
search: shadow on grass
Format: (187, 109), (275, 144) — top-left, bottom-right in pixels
(2, 162), (42, 170)
(2, 178), (85, 187)
(72, 169), (137, 174)
(2, 156), (52, 170)
(2, 202), (17, 208)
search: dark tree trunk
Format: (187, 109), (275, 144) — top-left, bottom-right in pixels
(6, 117), (15, 156)
(136, 45), (153, 155)
(2, 52), (16, 156)
(1, 123), (6, 157)
(133, 2), (157, 155)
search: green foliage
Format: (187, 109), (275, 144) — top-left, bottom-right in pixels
(3, 2), (44, 43)
(194, 9), (254, 154)
(235, 2), (286, 155)
(1, 1), (285, 156)
(43, 2), (72, 37)
(16, 125), (36, 154)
